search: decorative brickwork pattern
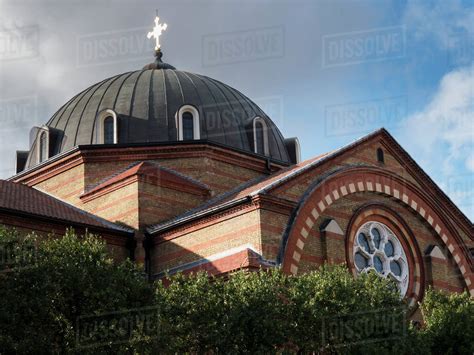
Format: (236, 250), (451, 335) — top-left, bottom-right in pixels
(282, 167), (473, 296)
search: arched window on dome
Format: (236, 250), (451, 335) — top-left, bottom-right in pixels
(38, 130), (48, 163)
(253, 117), (269, 156)
(182, 112), (194, 140)
(104, 117), (114, 144)
(176, 105), (200, 141)
(97, 109), (118, 144)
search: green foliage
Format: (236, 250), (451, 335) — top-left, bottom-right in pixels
(289, 266), (407, 354)
(0, 228), (155, 354)
(153, 266), (409, 353)
(420, 288), (474, 354)
(0, 226), (472, 354)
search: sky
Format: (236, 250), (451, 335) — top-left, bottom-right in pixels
(0, 0), (472, 220)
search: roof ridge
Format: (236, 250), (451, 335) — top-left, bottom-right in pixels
(84, 161), (143, 194)
(250, 128), (386, 195)
(146, 174), (268, 232)
(144, 161), (211, 191)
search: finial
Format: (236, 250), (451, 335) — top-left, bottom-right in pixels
(147, 11), (167, 51)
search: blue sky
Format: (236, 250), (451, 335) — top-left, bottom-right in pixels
(0, 0), (472, 220)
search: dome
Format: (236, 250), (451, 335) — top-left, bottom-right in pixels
(24, 68), (291, 170)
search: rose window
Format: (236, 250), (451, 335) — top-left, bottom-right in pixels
(353, 221), (409, 296)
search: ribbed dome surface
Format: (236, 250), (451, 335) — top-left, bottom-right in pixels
(42, 69), (290, 162)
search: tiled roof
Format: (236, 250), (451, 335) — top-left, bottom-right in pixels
(0, 180), (133, 234)
(146, 152), (333, 234)
(146, 129), (386, 234)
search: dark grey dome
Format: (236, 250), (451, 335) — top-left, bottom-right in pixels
(28, 69), (290, 166)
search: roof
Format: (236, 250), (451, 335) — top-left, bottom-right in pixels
(24, 69), (290, 170)
(82, 161), (211, 199)
(147, 128), (474, 235)
(146, 152), (330, 234)
(0, 180), (133, 234)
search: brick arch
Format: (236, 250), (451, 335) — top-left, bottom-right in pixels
(280, 166), (473, 296)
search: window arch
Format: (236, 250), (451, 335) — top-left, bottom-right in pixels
(97, 109), (118, 144)
(253, 117), (269, 155)
(294, 138), (301, 164)
(176, 105), (200, 141)
(38, 130), (48, 163)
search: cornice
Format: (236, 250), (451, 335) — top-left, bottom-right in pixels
(251, 194), (297, 215)
(11, 143), (287, 186)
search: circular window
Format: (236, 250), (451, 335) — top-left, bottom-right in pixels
(353, 221), (409, 296)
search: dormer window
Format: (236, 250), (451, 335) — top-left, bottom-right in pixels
(97, 109), (118, 144)
(253, 117), (269, 155)
(39, 130), (48, 163)
(177, 105), (200, 141)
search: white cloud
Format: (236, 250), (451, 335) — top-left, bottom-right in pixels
(402, 64), (473, 219)
(404, 64), (473, 172)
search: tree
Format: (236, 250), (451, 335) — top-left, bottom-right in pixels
(288, 265), (410, 353)
(0, 228), (155, 354)
(154, 266), (412, 353)
(420, 288), (474, 355)
(1, 226), (471, 354)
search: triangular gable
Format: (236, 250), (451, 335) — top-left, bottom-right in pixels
(147, 128), (473, 238)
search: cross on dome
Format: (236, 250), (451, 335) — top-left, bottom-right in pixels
(147, 11), (167, 51)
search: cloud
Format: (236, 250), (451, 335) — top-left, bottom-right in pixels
(404, 64), (473, 173)
(402, 64), (473, 220)
(403, 0), (474, 50)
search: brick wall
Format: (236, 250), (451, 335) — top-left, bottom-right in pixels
(138, 180), (206, 226)
(150, 208), (261, 275)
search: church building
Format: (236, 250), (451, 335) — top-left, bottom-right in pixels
(1, 15), (472, 320)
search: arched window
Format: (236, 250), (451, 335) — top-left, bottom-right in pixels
(177, 105), (200, 141)
(39, 131), (48, 162)
(96, 109), (118, 144)
(377, 148), (384, 163)
(182, 112), (194, 140)
(255, 121), (265, 154)
(253, 117), (269, 155)
(103, 116), (115, 144)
